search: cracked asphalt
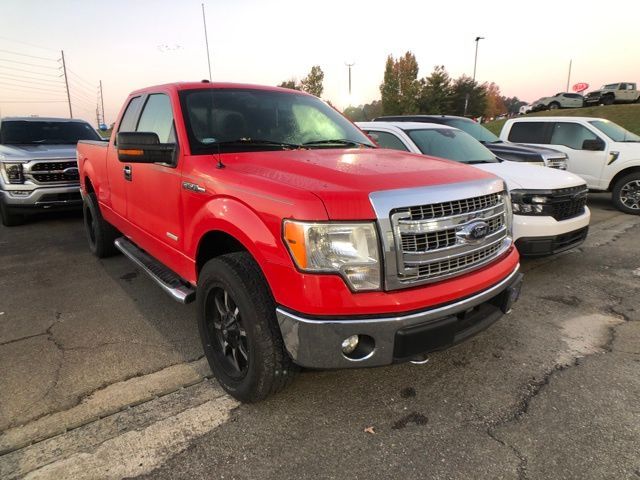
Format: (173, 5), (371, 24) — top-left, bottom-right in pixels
(1, 193), (639, 480)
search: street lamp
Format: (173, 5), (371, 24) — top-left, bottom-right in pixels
(473, 36), (485, 82)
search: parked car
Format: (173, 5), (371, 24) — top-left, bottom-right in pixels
(78, 82), (523, 402)
(584, 83), (639, 106)
(0, 116), (101, 226)
(374, 115), (568, 169)
(358, 122), (590, 256)
(531, 93), (584, 111)
(500, 117), (640, 214)
(519, 104), (534, 115)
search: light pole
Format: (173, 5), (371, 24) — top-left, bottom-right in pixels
(472, 36), (485, 82)
(345, 62), (355, 97)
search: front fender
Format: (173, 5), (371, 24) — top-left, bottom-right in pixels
(183, 197), (291, 286)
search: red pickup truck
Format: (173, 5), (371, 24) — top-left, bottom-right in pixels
(77, 82), (523, 402)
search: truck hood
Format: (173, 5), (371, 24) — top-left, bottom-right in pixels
(228, 148), (498, 219)
(473, 161), (586, 190)
(0, 144), (77, 162)
(483, 141), (565, 161)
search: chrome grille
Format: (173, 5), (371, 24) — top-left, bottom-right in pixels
(405, 192), (501, 220)
(26, 160), (78, 184)
(415, 241), (503, 279)
(390, 191), (511, 286)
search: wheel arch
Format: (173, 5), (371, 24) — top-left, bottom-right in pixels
(608, 166), (640, 191)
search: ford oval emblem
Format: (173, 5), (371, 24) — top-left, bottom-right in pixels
(63, 167), (79, 177)
(457, 220), (490, 243)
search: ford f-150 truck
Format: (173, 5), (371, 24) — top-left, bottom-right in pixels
(77, 82), (523, 402)
(0, 116), (101, 226)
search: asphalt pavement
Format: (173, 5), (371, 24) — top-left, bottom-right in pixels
(0, 193), (638, 480)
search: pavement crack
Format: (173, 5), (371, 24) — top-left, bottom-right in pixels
(486, 427), (528, 480)
(0, 332), (48, 347)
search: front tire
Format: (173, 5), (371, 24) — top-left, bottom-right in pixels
(612, 173), (640, 214)
(83, 193), (119, 257)
(197, 252), (298, 402)
(0, 200), (25, 227)
(602, 95), (615, 106)
(548, 102), (560, 110)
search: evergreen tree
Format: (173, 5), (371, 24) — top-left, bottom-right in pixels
(300, 65), (325, 97)
(417, 65), (452, 114)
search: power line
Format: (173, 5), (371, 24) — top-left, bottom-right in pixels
(0, 65), (63, 78)
(67, 68), (96, 89)
(0, 73), (65, 87)
(0, 100), (67, 103)
(0, 57), (60, 70)
(0, 49), (58, 62)
(0, 36), (59, 52)
(0, 81), (65, 94)
(68, 78), (97, 97)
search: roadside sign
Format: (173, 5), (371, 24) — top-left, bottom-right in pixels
(573, 83), (589, 93)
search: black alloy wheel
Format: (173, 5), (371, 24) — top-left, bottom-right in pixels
(205, 287), (249, 378)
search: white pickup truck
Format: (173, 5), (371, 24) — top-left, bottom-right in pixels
(499, 117), (640, 214)
(357, 121), (591, 256)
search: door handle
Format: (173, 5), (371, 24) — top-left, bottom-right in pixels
(123, 165), (132, 181)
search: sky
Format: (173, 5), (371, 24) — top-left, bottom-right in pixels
(0, 0), (638, 125)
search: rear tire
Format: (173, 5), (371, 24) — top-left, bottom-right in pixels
(83, 193), (119, 257)
(612, 172), (640, 214)
(197, 252), (298, 402)
(0, 200), (25, 227)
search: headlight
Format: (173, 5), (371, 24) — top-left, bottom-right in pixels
(546, 157), (567, 170)
(1, 162), (24, 184)
(283, 220), (380, 291)
(510, 190), (551, 216)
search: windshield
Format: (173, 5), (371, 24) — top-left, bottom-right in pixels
(0, 120), (100, 145)
(441, 118), (499, 143)
(589, 120), (640, 142)
(602, 84), (618, 89)
(405, 128), (498, 164)
(179, 88), (375, 153)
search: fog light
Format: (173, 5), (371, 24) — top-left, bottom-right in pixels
(341, 335), (359, 354)
(11, 190), (30, 197)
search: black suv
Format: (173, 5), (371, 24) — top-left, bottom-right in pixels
(374, 115), (568, 169)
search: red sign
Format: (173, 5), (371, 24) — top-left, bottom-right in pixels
(573, 82), (589, 93)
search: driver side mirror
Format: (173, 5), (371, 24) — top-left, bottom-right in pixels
(117, 132), (176, 164)
(582, 138), (605, 151)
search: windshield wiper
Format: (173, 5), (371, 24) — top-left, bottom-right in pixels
(302, 139), (374, 148)
(213, 138), (303, 150)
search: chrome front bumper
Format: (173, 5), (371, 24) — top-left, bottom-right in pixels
(276, 264), (523, 369)
(0, 185), (81, 210)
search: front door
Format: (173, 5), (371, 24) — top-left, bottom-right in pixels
(126, 93), (184, 256)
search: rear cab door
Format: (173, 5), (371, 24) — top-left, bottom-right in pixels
(505, 120), (609, 189)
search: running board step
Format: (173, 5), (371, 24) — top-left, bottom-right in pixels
(114, 237), (196, 304)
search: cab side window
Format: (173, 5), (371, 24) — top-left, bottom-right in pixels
(507, 122), (552, 144)
(118, 96), (143, 133)
(365, 130), (409, 151)
(137, 94), (176, 143)
(550, 122), (598, 150)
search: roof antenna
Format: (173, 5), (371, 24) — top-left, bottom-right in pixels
(216, 141), (225, 169)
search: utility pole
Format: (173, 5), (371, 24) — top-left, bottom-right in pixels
(472, 36), (485, 82)
(96, 106), (101, 127)
(99, 80), (105, 125)
(201, 3), (212, 81)
(345, 62), (355, 96)
(566, 59), (572, 92)
(61, 50), (73, 118)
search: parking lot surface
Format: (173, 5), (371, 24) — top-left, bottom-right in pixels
(1, 193), (639, 479)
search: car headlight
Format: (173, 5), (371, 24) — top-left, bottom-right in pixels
(510, 190), (551, 216)
(546, 157), (567, 170)
(283, 220), (381, 291)
(1, 162), (24, 184)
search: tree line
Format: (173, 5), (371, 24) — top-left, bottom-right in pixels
(278, 52), (525, 121)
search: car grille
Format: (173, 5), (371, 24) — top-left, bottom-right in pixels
(26, 160), (79, 184)
(389, 191), (510, 286)
(549, 186), (588, 221)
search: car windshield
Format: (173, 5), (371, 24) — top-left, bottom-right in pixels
(179, 88), (375, 153)
(602, 84), (618, 89)
(441, 118), (499, 143)
(0, 120), (100, 145)
(405, 128), (498, 164)
(589, 120), (640, 142)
